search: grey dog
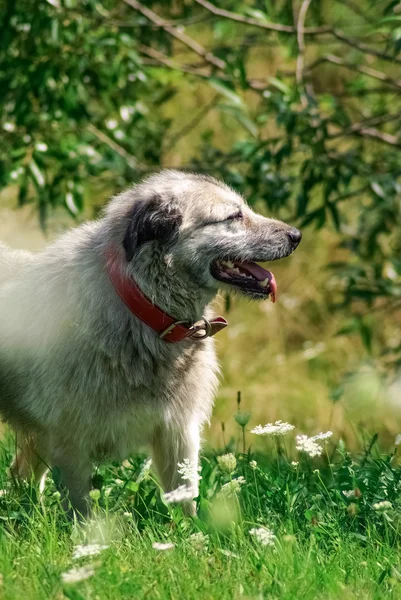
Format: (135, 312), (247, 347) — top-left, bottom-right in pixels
(0, 170), (301, 515)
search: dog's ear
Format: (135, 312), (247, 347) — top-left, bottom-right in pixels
(123, 195), (183, 261)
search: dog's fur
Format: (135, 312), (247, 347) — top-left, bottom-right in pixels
(0, 170), (300, 515)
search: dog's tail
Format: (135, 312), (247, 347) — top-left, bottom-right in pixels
(0, 242), (34, 285)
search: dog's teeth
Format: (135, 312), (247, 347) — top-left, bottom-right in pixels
(226, 261), (234, 268)
(260, 277), (270, 287)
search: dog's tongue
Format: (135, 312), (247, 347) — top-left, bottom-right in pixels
(238, 260), (270, 281)
(236, 260), (277, 302)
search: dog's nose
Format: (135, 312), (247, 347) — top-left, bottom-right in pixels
(287, 227), (302, 247)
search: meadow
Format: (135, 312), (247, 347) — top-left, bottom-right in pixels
(0, 423), (401, 599)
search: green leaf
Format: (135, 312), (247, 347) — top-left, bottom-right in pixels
(209, 79), (244, 108)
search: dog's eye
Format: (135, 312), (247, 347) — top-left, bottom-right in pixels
(226, 211), (243, 221)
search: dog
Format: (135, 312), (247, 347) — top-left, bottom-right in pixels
(0, 170), (301, 515)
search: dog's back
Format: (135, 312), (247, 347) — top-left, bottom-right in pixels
(0, 243), (34, 286)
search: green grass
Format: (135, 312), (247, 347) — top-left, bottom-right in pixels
(1, 428), (401, 599)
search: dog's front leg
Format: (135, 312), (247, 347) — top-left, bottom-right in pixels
(50, 444), (92, 519)
(151, 418), (201, 516)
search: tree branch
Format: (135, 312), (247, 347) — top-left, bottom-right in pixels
(139, 45), (266, 91)
(123, 0), (226, 71)
(194, 0), (330, 34)
(332, 29), (401, 66)
(329, 112), (401, 139)
(164, 95), (219, 155)
(305, 54), (401, 90)
(87, 124), (143, 169)
(296, 0), (312, 107)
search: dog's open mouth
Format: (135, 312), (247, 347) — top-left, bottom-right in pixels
(211, 259), (277, 302)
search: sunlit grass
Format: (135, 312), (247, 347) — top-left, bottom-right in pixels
(0, 427), (401, 599)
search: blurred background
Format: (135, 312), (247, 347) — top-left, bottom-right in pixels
(1, 0), (401, 448)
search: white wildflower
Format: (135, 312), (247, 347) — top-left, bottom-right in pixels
(113, 129), (124, 140)
(120, 106), (132, 122)
(291, 461), (299, 468)
(177, 458), (202, 482)
(163, 485), (195, 504)
(105, 118), (118, 130)
(296, 431), (332, 458)
(249, 527), (276, 547)
(61, 565), (96, 584)
(217, 453), (237, 473)
(189, 532), (209, 551)
(250, 420), (295, 437)
(10, 166), (24, 180)
(313, 431), (333, 441)
(296, 435), (322, 458)
(395, 434), (401, 446)
(249, 460), (257, 470)
(72, 544), (108, 560)
(137, 458), (152, 482)
(220, 476), (246, 498)
(343, 490), (356, 499)
(152, 542), (174, 551)
(3, 122), (15, 132)
(35, 142), (48, 152)
(372, 501), (392, 511)
(104, 487), (113, 498)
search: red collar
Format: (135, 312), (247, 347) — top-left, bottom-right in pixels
(105, 249), (228, 343)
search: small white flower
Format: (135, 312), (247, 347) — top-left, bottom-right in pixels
(163, 485), (195, 504)
(105, 118), (118, 130)
(313, 431), (333, 441)
(113, 129), (124, 140)
(295, 431), (332, 458)
(89, 489), (100, 501)
(152, 542), (174, 551)
(296, 435), (322, 458)
(250, 420), (295, 437)
(120, 106), (133, 122)
(291, 461), (299, 468)
(372, 501), (392, 511)
(395, 434), (401, 446)
(189, 532), (209, 551)
(23, 134), (31, 143)
(10, 166), (24, 180)
(249, 460), (257, 470)
(35, 142), (48, 152)
(3, 122), (15, 132)
(137, 458), (152, 482)
(217, 453), (237, 473)
(220, 476), (246, 498)
(343, 490), (356, 499)
(249, 527), (276, 547)
(177, 458), (202, 482)
(62, 565), (96, 584)
(72, 544), (109, 560)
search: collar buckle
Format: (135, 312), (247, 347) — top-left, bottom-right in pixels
(188, 318), (213, 340)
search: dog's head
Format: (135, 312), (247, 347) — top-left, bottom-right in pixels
(106, 170), (301, 311)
